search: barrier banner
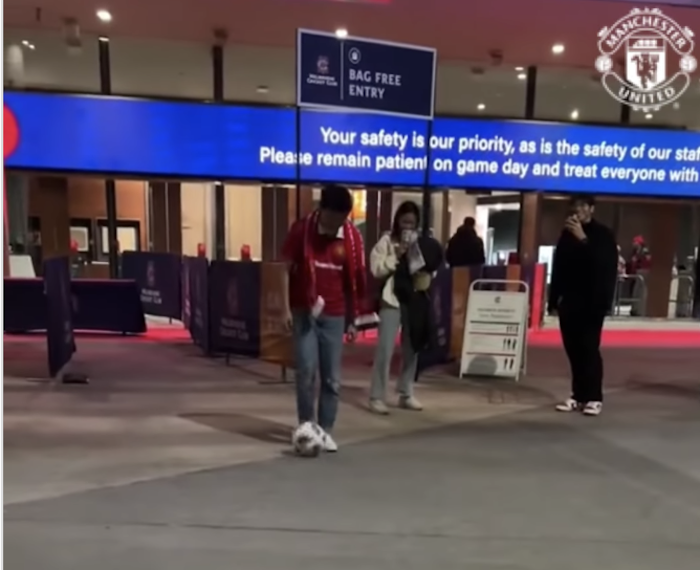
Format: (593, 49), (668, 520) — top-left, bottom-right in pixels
(449, 265), (486, 359)
(187, 256), (210, 353)
(260, 263), (294, 366)
(121, 251), (182, 319)
(418, 264), (452, 372)
(519, 263), (547, 328)
(43, 256), (76, 377)
(181, 258), (191, 329)
(481, 265), (507, 289)
(209, 261), (261, 357)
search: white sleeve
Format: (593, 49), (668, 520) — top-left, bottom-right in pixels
(369, 235), (398, 279)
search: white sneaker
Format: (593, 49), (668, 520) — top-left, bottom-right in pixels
(398, 396), (423, 411)
(555, 398), (581, 412)
(369, 399), (390, 415)
(322, 432), (338, 452)
(582, 401), (603, 416)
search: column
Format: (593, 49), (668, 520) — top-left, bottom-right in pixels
(98, 36), (119, 278)
(646, 203), (681, 318)
(212, 41), (226, 261)
(517, 66), (542, 263)
(150, 182), (182, 253)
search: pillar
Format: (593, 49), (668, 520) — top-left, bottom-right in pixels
(518, 193), (543, 265)
(517, 66), (541, 263)
(98, 36), (119, 277)
(150, 182), (182, 253)
(646, 203), (681, 318)
(212, 42), (226, 261)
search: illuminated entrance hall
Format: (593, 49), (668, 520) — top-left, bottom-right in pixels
(4, 0), (700, 568)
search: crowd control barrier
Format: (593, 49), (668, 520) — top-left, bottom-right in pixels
(613, 274), (647, 317)
(43, 256), (77, 377)
(207, 260), (293, 368)
(668, 273), (695, 318)
(122, 251), (182, 320)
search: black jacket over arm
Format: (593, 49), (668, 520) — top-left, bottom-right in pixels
(548, 219), (618, 316)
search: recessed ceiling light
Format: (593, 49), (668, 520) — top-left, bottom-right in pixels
(96, 9), (112, 23)
(552, 43), (565, 55)
(21, 40), (35, 50)
(645, 113), (653, 119)
(570, 109), (579, 120)
(517, 73), (527, 80)
(335, 28), (348, 39)
(515, 66), (524, 71)
(477, 103), (485, 111)
(256, 85), (269, 94)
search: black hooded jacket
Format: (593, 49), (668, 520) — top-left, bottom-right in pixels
(446, 227), (485, 267)
(394, 236), (444, 352)
(548, 219), (618, 316)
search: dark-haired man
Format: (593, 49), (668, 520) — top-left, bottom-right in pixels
(446, 216), (486, 267)
(548, 194), (618, 416)
(282, 185), (367, 452)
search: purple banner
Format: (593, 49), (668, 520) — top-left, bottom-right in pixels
(208, 261), (262, 357)
(122, 251), (182, 319)
(43, 257), (76, 377)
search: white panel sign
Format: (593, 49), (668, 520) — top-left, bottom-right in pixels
(459, 282), (529, 381)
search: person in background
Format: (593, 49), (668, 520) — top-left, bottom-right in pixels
(367, 202), (423, 415)
(445, 216), (485, 267)
(627, 235), (651, 274)
(617, 245), (626, 277)
(548, 194), (618, 417)
(282, 184), (367, 452)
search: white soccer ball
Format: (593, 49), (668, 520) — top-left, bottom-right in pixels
(292, 422), (323, 457)
(679, 55), (697, 74)
(595, 55), (613, 74)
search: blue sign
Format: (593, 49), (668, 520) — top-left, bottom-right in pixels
(297, 29), (436, 118)
(4, 92), (700, 197)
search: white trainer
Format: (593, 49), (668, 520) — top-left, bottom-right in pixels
(555, 398), (581, 412)
(399, 396), (423, 411)
(582, 401), (603, 416)
(322, 432), (338, 452)
(369, 399), (390, 415)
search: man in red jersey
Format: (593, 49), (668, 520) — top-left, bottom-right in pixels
(282, 185), (367, 452)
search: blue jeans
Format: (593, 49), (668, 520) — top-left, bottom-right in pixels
(292, 311), (346, 431)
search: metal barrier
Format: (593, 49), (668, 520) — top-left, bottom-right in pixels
(612, 274), (647, 317)
(668, 275), (695, 318)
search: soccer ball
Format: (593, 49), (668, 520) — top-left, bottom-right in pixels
(292, 422), (324, 457)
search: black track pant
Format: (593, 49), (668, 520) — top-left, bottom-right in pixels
(559, 304), (605, 403)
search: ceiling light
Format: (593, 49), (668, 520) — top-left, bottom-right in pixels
(552, 43), (565, 55)
(515, 66), (524, 71)
(517, 73), (527, 80)
(335, 28), (348, 39)
(21, 40), (35, 50)
(256, 85), (269, 94)
(477, 103), (485, 111)
(96, 9), (112, 23)
(645, 113), (653, 120)
(570, 109), (579, 120)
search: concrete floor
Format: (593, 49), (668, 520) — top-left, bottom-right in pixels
(4, 335), (700, 569)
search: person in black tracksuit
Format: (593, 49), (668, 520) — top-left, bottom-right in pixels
(548, 194), (618, 416)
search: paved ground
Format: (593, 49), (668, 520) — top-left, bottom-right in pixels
(4, 334), (700, 569)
